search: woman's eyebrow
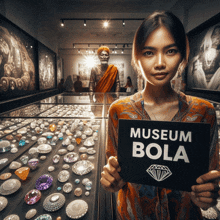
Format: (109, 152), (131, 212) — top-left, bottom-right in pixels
(142, 43), (177, 50)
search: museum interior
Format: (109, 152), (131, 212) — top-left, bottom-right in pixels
(0, 0), (220, 219)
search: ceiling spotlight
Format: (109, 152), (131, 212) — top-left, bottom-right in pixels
(84, 19), (86, 26)
(103, 21), (109, 28)
(61, 20), (64, 27)
(122, 20), (125, 26)
(73, 44), (75, 48)
(78, 49), (80, 53)
(115, 50), (117, 54)
(86, 49), (88, 53)
(121, 49), (124, 54)
(115, 44), (117, 48)
(112, 49), (115, 54)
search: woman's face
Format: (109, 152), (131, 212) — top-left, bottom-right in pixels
(138, 26), (182, 87)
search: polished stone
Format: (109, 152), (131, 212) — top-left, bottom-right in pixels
(58, 170), (70, 183)
(9, 161), (22, 170)
(66, 199), (88, 219)
(15, 167), (30, 181)
(25, 209), (37, 219)
(0, 179), (21, 195)
(24, 189), (41, 205)
(35, 174), (53, 191)
(0, 173), (12, 180)
(0, 196), (8, 211)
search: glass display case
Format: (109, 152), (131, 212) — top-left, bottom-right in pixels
(0, 92), (129, 220)
(0, 92), (219, 220)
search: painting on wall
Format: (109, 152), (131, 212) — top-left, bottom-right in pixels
(114, 62), (125, 86)
(57, 56), (63, 85)
(77, 63), (91, 87)
(186, 12), (220, 92)
(38, 42), (56, 90)
(0, 14), (37, 101)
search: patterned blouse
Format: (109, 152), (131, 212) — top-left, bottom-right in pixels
(106, 91), (219, 220)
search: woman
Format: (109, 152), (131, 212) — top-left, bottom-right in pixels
(100, 11), (220, 219)
(124, 76), (134, 93)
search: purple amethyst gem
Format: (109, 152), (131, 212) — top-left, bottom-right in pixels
(35, 174), (53, 190)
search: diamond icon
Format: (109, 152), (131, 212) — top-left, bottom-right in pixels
(146, 164), (172, 182)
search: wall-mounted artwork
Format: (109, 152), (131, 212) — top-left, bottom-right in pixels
(77, 63), (91, 87)
(187, 13), (220, 92)
(114, 62), (125, 86)
(0, 15), (37, 101)
(57, 56), (63, 85)
(38, 42), (56, 90)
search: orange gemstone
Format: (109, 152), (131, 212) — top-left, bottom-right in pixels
(56, 217), (62, 220)
(16, 134), (22, 141)
(6, 135), (14, 140)
(49, 124), (57, 132)
(0, 173), (12, 180)
(76, 138), (82, 145)
(15, 167), (30, 180)
(80, 154), (88, 160)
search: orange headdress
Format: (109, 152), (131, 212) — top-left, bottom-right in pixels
(97, 46), (110, 56)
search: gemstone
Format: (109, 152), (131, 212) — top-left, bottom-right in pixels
(64, 152), (79, 163)
(28, 158), (39, 170)
(0, 158), (8, 164)
(75, 179), (80, 184)
(48, 166), (55, 172)
(20, 155), (29, 164)
(0, 140), (11, 153)
(30, 122), (37, 129)
(37, 137), (47, 145)
(81, 134), (86, 140)
(0, 173), (12, 180)
(63, 183), (73, 193)
(62, 164), (70, 169)
(0, 196), (8, 211)
(49, 124), (56, 132)
(85, 191), (90, 196)
(74, 188), (82, 197)
(75, 138), (82, 145)
(67, 144), (75, 151)
(85, 181), (92, 190)
(15, 167), (30, 181)
(93, 132), (98, 140)
(79, 147), (87, 153)
(58, 170), (70, 183)
(31, 136), (37, 141)
(19, 139), (26, 146)
(17, 127), (27, 134)
(11, 148), (18, 153)
(37, 144), (52, 154)
(58, 149), (67, 155)
(3, 130), (13, 134)
(146, 164), (172, 182)
(88, 156), (95, 160)
(87, 148), (96, 155)
(84, 127), (93, 136)
(6, 135), (13, 140)
(34, 214), (52, 220)
(43, 193), (65, 212)
(28, 147), (39, 158)
(80, 154), (88, 160)
(42, 132), (54, 137)
(0, 179), (21, 195)
(75, 131), (82, 138)
(9, 161), (22, 170)
(66, 130), (73, 136)
(40, 155), (47, 160)
(57, 187), (62, 191)
(53, 155), (60, 163)
(82, 178), (90, 186)
(25, 209), (37, 219)
(83, 137), (94, 147)
(58, 121), (65, 125)
(24, 189), (41, 205)
(35, 174), (53, 190)
(56, 217), (61, 220)
(66, 199), (88, 219)
(15, 134), (22, 141)
(3, 214), (20, 220)
(62, 138), (71, 146)
(72, 160), (94, 176)
(58, 133), (63, 139)
(92, 125), (100, 131)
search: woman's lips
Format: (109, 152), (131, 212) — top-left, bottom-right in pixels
(153, 72), (167, 80)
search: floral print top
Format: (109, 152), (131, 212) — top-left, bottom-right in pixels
(106, 91), (219, 220)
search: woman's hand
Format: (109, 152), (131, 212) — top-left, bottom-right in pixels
(191, 170), (220, 210)
(100, 156), (126, 192)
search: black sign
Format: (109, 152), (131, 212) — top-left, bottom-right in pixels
(118, 119), (210, 192)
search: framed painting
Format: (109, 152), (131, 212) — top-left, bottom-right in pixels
(0, 14), (37, 101)
(186, 12), (220, 93)
(57, 56), (63, 86)
(38, 42), (56, 90)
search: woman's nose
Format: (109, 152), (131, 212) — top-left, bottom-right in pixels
(154, 53), (165, 70)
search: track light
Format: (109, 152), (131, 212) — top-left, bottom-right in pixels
(73, 44), (75, 48)
(115, 44), (117, 48)
(84, 19), (86, 26)
(121, 49), (124, 54)
(78, 49), (80, 53)
(122, 20), (125, 26)
(103, 21), (109, 28)
(61, 20), (64, 27)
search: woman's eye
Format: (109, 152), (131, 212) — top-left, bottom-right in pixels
(144, 51), (153, 56)
(167, 49), (178, 55)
